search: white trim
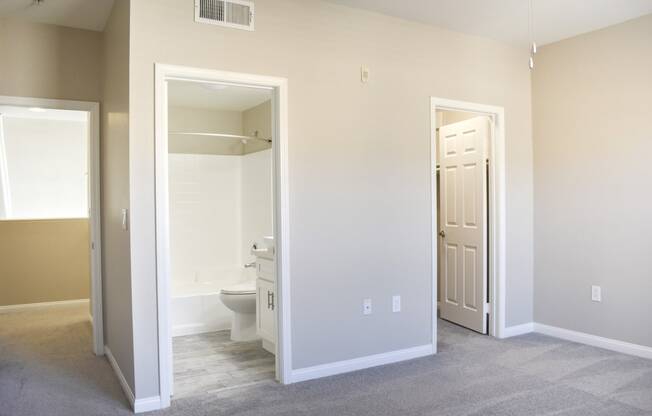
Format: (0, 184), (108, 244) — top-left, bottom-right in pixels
(0, 114), (12, 218)
(430, 97), (507, 345)
(534, 323), (652, 360)
(0, 95), (103, 356)
(171, 322), (228, 337)
(0, 298), (89, 313)
(291, 344), (434, 383)
(154, 64), (291, 409)
(105, 346), (135, 408)
(502, 322), (534, 338)
(133, 397), (163, 414)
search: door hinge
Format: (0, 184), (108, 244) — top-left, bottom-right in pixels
(484, 302), (491, 315)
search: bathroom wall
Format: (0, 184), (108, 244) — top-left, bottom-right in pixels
(168, 101), (273, 335)
(169, 153), (243, 289)
(241, 149), (273, 280)
(168, 106), (244, 155)
(242, 100), (273, 155)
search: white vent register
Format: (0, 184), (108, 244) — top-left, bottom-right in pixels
(195, 0), (254, 31)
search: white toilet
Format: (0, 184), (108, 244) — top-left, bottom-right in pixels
(219, 281), (258, 342)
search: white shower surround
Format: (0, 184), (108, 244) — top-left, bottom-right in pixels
(169, 150), (272, 337)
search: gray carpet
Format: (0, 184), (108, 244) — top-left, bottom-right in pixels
(1, 304), (651, 415)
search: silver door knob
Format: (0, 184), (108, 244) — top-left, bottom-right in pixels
(439, 230), (446, 238)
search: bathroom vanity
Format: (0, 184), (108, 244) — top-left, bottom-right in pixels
(254, 238), (276, 354)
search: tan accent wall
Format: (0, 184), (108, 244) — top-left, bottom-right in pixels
(0, 219), (90, 306)
(532, 14), (652, 347)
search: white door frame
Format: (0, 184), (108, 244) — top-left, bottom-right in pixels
(154, 64), (291, 408)
(0, 95), (104, 355)
(430, 97), (507, 348)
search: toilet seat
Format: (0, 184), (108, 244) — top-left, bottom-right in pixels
(221, 282), (256, 295)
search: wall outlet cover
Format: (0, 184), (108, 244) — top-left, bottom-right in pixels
(591, 285), (602, 302)
(392, 295), (401, 312)
(363, 298), (372, 315)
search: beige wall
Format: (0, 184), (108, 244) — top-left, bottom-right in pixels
(128, 0), (533, 398)
(0, 19), (101, 101)
(532, 15), (652, 347)
(242, 100), (272, 154)
(0, 219), (89, 306)
(168, 106), (244, 154)
(101, 0), (135, 393)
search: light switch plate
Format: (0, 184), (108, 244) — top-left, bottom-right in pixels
(360, 65), (369, 83)
(591, 285), (602, 302)
(392, 295), (401, 312)
(363, 298), (372, 315)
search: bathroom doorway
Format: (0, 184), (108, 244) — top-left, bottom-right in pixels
(154, 66), (290, 407)
(430, 97), (507, 346)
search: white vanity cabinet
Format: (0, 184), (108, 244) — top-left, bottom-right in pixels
(256, 256), (275, 354)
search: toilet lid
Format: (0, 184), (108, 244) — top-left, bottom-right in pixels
(221, 282), (256, 295)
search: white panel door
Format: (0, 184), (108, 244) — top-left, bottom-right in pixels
(438, 116), (488, 334)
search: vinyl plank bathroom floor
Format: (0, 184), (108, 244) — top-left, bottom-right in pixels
(172, 330), (275, 400)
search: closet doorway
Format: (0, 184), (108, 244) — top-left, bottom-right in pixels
(430, 98), (506, 343)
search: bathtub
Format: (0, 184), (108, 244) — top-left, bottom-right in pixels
(171, 268), (254, 337)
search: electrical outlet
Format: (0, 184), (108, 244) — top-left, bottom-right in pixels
(363, 298), (372, 315)
(392, 295), (401, 312)
(360, 65), (369, 83)
(591, 285), (602, 302)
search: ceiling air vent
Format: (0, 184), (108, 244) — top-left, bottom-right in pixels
(195, 0), (255, 31)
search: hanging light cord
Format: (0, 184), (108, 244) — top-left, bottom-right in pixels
(529, 0), (537, 69)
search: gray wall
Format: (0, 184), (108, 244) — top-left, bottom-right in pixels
(532, 14), (652, 347)
(127, 0), (533, 398)
(101, 0), (135, 392)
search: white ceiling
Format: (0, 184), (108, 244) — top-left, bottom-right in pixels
(168, 81), (272, 112)
(0, 0), (115, 32)
(325, 0), (652, 46)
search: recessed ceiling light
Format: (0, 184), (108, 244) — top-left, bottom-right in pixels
(28, 107), (47, 113)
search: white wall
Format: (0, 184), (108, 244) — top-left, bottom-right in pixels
(241, 149), (273, 280)
(1, 116), (88, 219)
(169, 149), (273, 286)
(128, 0), (533, 397)
(169, 153), (243, 288)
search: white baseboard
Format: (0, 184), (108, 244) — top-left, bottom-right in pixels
(105, 346), (135, 407)
(133, 396), (163, 413)
(534, 323), (652, 360)
(172, 322), (228, 337)
(0, 298), (89, 313)
(291, 344), (434, 383)
(105, 346), (163, 413)
(501, 322), (534, 338)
